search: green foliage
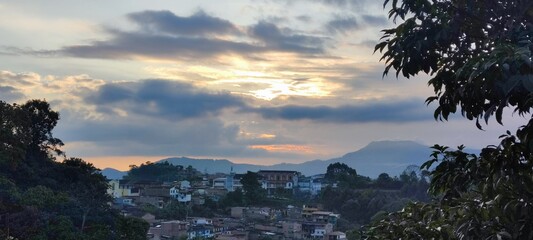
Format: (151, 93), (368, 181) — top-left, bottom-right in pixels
(366, 128), (533, 239)
(42, 216), (79, 240)
(156, 200), (188, 220)
(241, 171), (266, 205)
(367, 0), (533, 239)
(115, 215), (150, 240)
(325, 162), (357, 180)
(221, 188), (244, 207)
(325, 162), (367, 188)
(125, 161), (202, 182)
(0, 101), (31, 169)
(366, 202), (453, 239)
(20, 100), (63, 156)
(376, 0), (533, 127)
(0, 100), (149, 240)
(374, 173), (400, 189)
(0, 176), (20, 211)
(20, 186), (68, 211)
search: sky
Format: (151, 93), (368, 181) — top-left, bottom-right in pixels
(0, 0), (527, 170)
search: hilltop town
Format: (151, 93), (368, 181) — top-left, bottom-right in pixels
(108, 162), (429, 239)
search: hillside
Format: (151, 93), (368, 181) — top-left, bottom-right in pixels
(100, 140), (434, 179)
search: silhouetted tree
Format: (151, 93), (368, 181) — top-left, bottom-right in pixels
(241, 171), (266, 205)
(367, 0), (533, 238)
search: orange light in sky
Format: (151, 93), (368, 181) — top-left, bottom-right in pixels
(83, 155), (171, 171)
(249, 144), (314, 154)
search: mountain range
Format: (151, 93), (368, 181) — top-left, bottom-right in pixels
(101, 140), (435, 179)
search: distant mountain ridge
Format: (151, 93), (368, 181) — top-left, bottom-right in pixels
(100, 140), (434, 179)
(100, 168), (127, 180)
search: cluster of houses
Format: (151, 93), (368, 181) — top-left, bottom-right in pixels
(141, 205), (346, 240)
(107, 169), (346, 239)
(107, 170), (331, 206)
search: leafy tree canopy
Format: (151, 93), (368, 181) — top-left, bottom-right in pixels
(367, 0), (533, 239)
(376, 0), (533, 127)
(124, 161), (202, 182)
(241, 171), (266, 205)
(325, 162), (357, 180)
(0, 100), (149, 239)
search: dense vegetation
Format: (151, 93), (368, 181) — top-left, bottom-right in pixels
(0, 100), (149, 240)
(319, 164), (429, 231)
(127, 161), (428, 228)
(124, 161), (203, 182)
(367, 0), (533, 239)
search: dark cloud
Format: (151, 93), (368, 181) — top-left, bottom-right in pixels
(86, 80), (245, 120)
(55, 110), (302, 159)
(248, 21), (325, 54)
(325, 15), (359, 34)
(0, 86), (25, 102)
(248, 99), (432, 123)
(296, 15), (312, 22)
(60, 31), (259, 60)
(127, 10), (239, 36)
(24, 11), (327, 60)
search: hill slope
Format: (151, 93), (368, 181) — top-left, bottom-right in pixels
(100, 168), (127, 180)
(158, 140), (432, 178)
(100, 140), (433, 179)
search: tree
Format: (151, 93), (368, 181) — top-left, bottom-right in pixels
(376, 0), (533, 127)
(115, 216), (150, 240)
(325, 162), (367, 188)
(221, 188), (244, 207)
(0, 101), (31, 170)
(60, 158), (111, 232)
(367, 0), (533, 239)
(124, 161), (201, 182)
(20, 100), (63, 157)
(325, 162), (357, 180)
(374, 173), (393, 189)
(240, 171), (266, 205)
(0, 100), (150, 239)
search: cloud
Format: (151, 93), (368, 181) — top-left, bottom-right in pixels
(56, 112), (258, 158)
(0, 70), (41, 86)
(314, 0), (380, 9)
(60, 31), (259, 60)
(361, 14), (388, 26)
(86, 79), (245, 120)
(55, 109), (307, 159)
(8, 11), (327, 61)
(248, 21), (325, 54)
(127, 10), (239, 36)
(248, 99), (432, 123)
(0, 86), (25, 102)
(296, 15), (312, 22)
(325, 15), (359, 34)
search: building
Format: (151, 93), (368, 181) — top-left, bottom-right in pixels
(308, 211), (340, 225)
(282, 221), (302, 239)
(170, 185), (192, 203)
(257, 170), (299, 194)
(187, 224), (214, 239)
(107, 180), (140, 198)
(148, 220), (188, 240)
(212, 169), (243, 192)
(231, 207), (246, 219)
(302, 222), (333, 239)
(327, 231), (347, 240)
(215, 230), (248, 240)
